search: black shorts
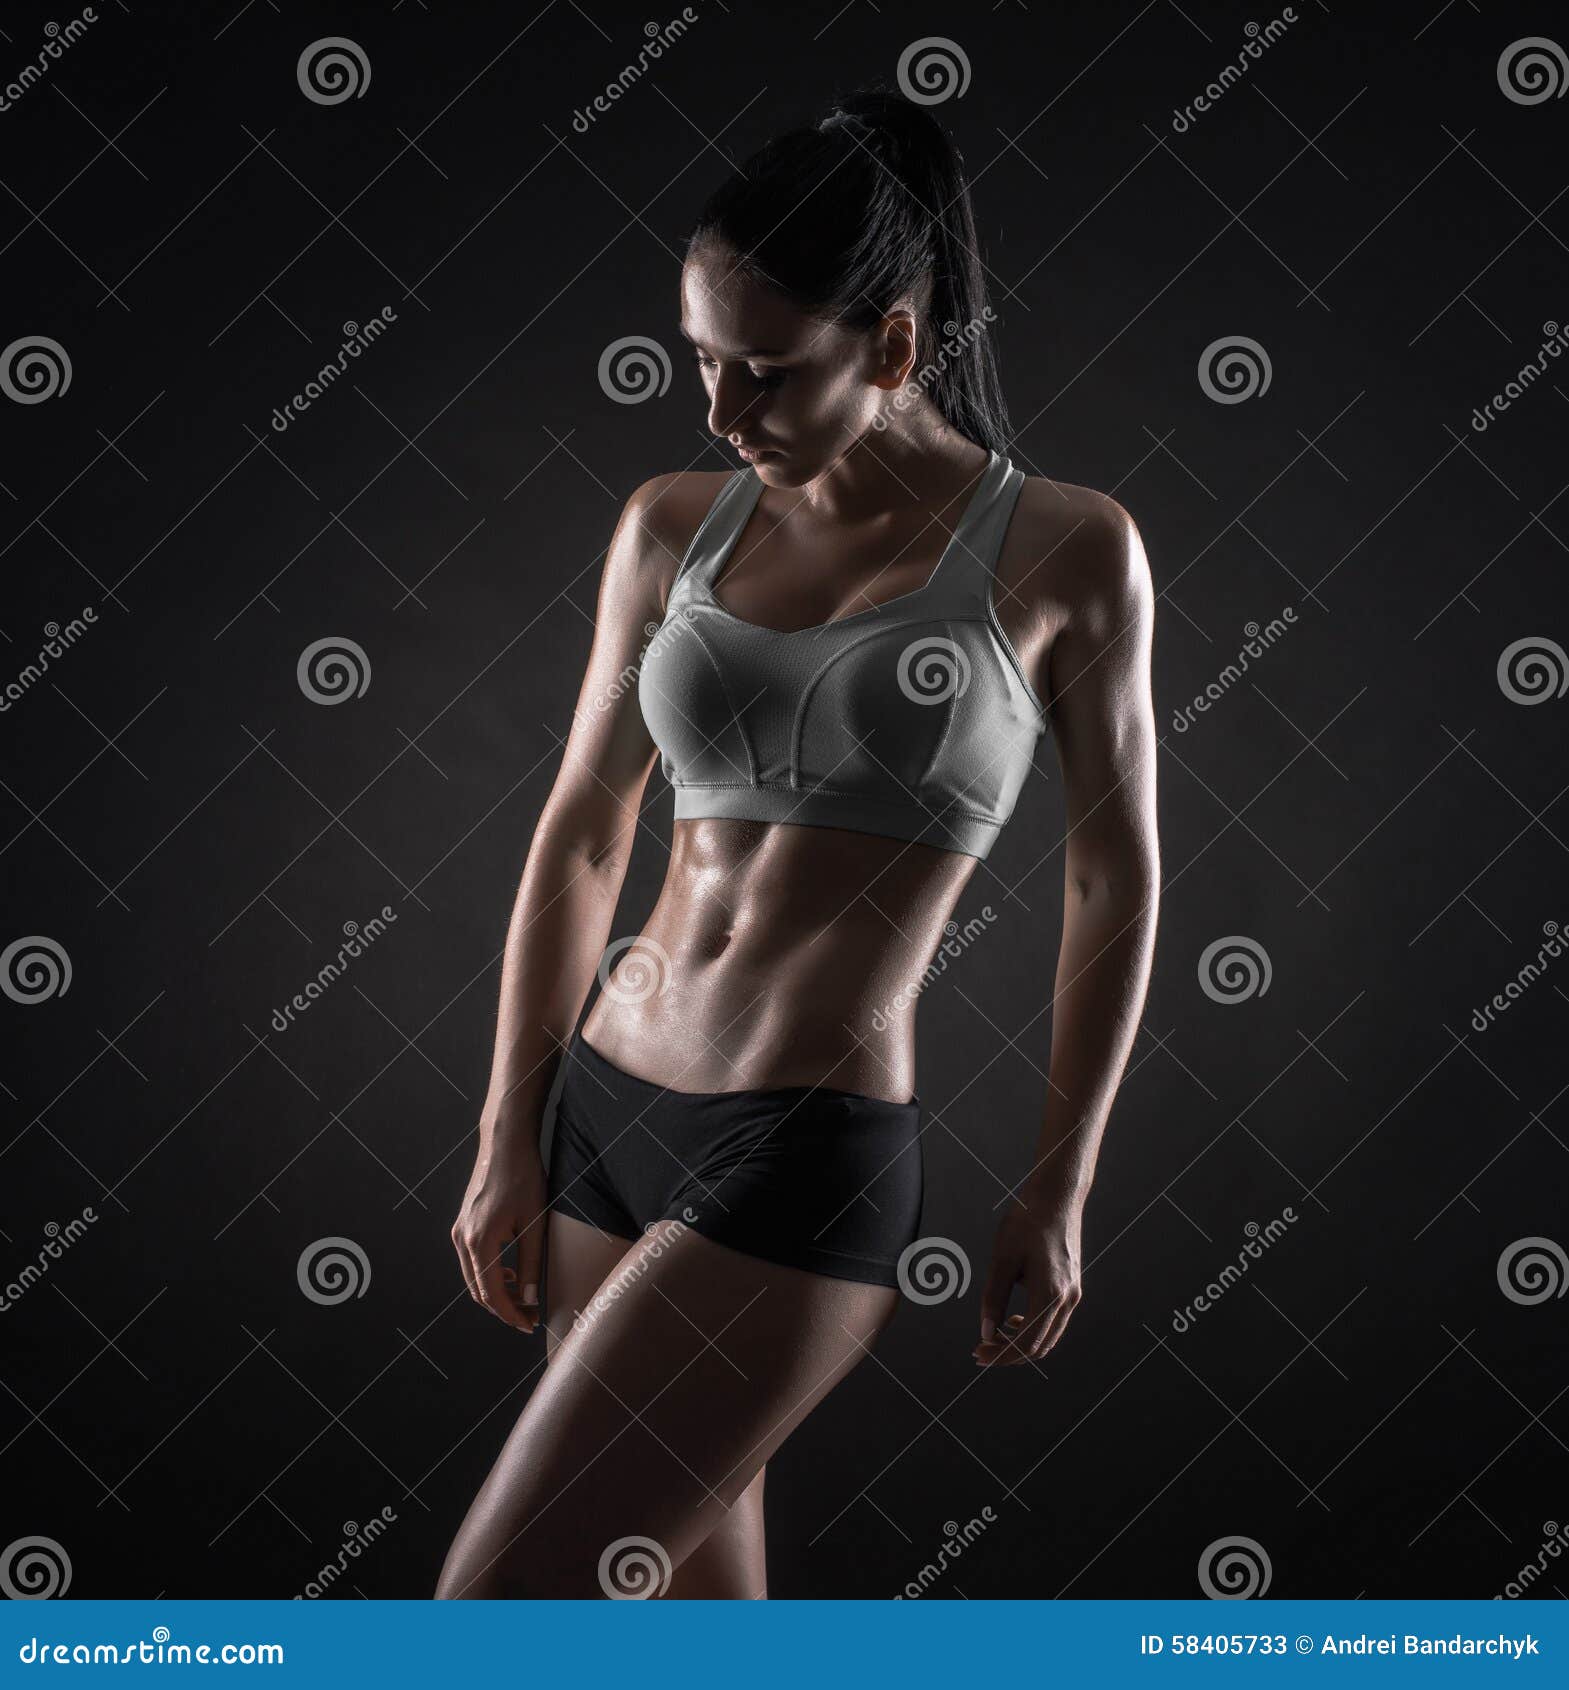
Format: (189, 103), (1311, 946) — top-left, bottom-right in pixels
(545, 1030), (925, 1289)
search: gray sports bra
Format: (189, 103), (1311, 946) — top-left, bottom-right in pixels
(639, 449), (1046, 860)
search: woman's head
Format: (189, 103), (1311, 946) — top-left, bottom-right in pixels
(682, 87), (1009, 484)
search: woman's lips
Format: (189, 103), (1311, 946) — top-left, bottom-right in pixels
(734, 444), (779, 463)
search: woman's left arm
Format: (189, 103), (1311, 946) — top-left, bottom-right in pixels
(976, 495), (1160, 1367)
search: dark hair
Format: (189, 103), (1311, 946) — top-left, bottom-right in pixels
(688, 87), (1010, 454)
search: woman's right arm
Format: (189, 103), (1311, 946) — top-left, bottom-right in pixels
(451, 475), (686, 1333)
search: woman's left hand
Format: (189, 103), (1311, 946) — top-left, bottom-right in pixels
(973, 1187), (1084, 1367)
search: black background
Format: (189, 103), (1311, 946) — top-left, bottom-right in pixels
(2, 0), (1567, 1601)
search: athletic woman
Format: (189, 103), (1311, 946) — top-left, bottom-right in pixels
(437, 88), (1159, 1600)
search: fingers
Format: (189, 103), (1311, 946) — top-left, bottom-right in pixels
(978, 1245), (1021, 1348)
(515, 1215), (547, 1334)
(474, 1228), (531, 1332)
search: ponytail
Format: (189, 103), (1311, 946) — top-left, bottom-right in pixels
(689, 86), (1010, 454)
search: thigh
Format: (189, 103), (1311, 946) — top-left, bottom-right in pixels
(541, 1212), (767, 1599)
(437, 1216), (898, 1599)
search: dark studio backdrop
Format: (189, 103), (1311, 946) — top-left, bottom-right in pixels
(2, 0), (1566, 1602)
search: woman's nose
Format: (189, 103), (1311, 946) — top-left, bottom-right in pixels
(707, 366), (764, 440)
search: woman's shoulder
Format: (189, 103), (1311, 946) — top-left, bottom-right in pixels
(1005, 471), (1151, 619)
(618, 469), (733, 561)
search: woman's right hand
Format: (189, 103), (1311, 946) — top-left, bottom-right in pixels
(451, 1129), (548, 1334)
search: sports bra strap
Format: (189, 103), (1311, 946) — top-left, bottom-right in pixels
(670, 450), (1024, 613)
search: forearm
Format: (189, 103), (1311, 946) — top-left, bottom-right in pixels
(1027, 867), (1159, 1209)
(482, 814), (634, 1149)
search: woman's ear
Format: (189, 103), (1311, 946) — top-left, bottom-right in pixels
(870, 307), (919, 391)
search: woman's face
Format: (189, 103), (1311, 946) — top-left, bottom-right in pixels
(679, 242), (909, 486)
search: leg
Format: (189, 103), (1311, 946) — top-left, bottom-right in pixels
(435, 1216), (898, 1599)
(538, 1213), (768, 1599)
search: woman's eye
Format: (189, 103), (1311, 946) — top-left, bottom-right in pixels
(748, 365), (787, 389)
